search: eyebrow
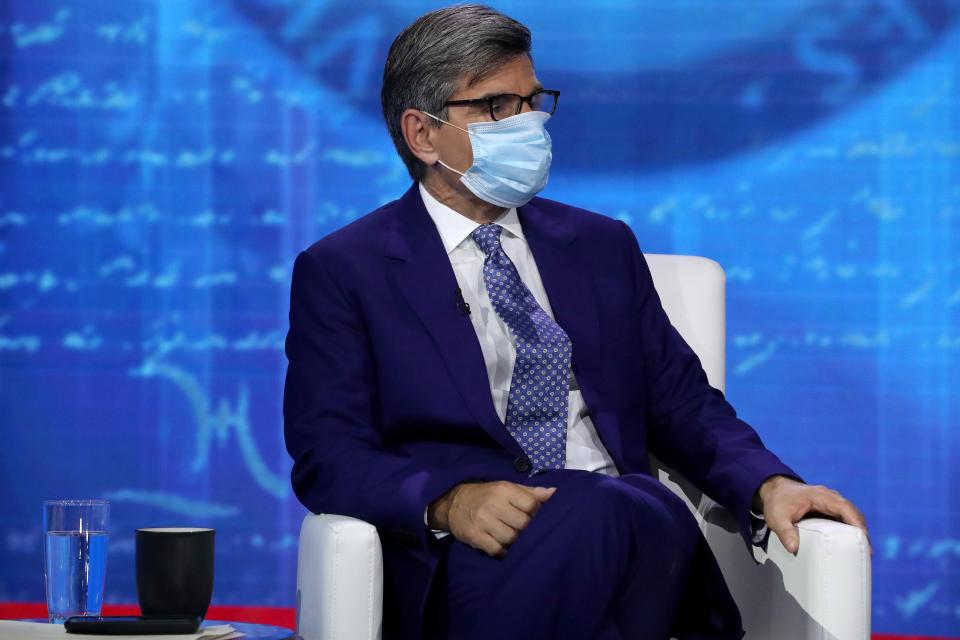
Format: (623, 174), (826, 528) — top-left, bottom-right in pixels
(474, 84), (544, 100)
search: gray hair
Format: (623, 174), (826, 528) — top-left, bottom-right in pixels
(381, 4), (532, 181)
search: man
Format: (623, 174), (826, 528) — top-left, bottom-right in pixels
(284, 5), (870, 639)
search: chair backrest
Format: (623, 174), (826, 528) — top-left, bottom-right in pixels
(644, 254), (726, 393)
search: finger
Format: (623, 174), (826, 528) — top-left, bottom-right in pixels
(768, 517), (801, 554)
(531, 486), (557, 499)
(508, 486), (549, 515)
(769, 493), (813, 539)
(518, 484), (557, 502)
(483, 516), (520, 548)
(811, 492), (873, 553)
(492, 501), (533, 533)
(476, 532), (507, 558)
(778, 525), (801, 555)
(812, 491), (866, 529)
(506, 489), (539, 515)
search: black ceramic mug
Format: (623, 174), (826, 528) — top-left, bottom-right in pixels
(135, 528), (215, 619)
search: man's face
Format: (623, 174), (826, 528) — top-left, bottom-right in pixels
(432, 54), (542, 182)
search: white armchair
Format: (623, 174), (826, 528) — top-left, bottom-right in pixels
(295, 254), (872, 640)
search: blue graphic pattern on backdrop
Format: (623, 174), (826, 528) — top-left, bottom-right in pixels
(1, 1), (959, 635)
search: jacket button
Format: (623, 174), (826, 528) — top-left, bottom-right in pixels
(513, 456), (531, 473)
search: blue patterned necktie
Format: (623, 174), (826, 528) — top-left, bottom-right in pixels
(471, 223), (573, 473)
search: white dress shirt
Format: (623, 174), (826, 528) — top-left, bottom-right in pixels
(417, 183), (768, 543)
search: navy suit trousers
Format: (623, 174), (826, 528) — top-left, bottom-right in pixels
(423, 470), (745, 640)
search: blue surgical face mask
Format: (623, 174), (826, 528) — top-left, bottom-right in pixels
(422, 110), (553, 209)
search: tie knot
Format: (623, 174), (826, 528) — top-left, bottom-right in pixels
(470, 223), (504, 257)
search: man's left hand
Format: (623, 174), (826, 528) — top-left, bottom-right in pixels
(754, 475), (871, 556)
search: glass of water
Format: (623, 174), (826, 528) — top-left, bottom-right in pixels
(43, 500), (110, 624)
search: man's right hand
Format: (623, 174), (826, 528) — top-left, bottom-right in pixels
(427, 481), (557, 558)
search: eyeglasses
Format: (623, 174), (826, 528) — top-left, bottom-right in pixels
(443, 89), (560, 122)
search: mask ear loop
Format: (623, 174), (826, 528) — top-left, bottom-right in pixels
(421, 110), (470, 134)
(421, 111), (470, 176)
(436, 159), (466, 177)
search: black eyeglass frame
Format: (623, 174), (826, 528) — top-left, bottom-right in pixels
(443, 89), (560, 121)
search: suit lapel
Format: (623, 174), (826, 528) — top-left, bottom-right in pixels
(385, 186), (523, 457)
(519, 201), (625, 467)
(518, 200), (601, 377)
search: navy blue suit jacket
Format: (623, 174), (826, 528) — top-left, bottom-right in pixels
(284, 183), (799, 639)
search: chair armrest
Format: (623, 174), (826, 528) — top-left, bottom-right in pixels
(750, 517), (872, 640)
(296, 513), (383, 640)
(654, 457), (871, 639)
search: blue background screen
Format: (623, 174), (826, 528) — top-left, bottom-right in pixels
(1, 1), (958, 635)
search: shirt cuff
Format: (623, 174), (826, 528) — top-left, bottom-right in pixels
(749, 508), (768, 545)
(424, 506), (451, 539)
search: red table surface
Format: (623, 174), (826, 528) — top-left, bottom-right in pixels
(1, 602), (957, 640)
(0, 603), (295, 630)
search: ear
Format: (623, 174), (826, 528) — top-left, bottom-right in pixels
(400, 108), (440, 168)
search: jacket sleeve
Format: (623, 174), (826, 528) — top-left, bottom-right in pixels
(617, 221), (803, 549)
(283, 249), (488, 548)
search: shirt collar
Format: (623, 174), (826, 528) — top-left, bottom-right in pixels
(418, 182), (525, 254)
